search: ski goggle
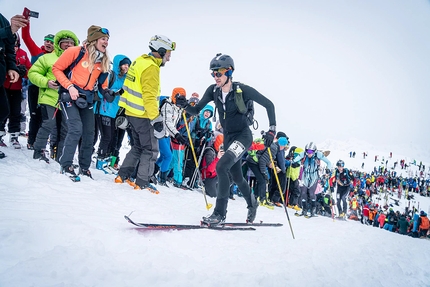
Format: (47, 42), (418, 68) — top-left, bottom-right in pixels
(337, 162), (345, 167)
(306, 149), (315, 155)
(211, 68), (230, 78)
(90, 28), (110, 38)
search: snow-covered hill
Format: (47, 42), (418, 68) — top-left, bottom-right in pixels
(0, 136), (429, 287)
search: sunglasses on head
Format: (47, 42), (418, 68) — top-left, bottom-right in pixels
(91, 28), (110, 37)
(211, 68), (230, 78)
(306, 149), (315, 155)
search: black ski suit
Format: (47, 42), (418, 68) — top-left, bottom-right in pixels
(185, 82), (276, 217)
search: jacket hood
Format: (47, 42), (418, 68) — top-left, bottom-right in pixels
(112, 54), (131, 76)
(199, 104), (214, 118)
(54, 30), (79, 57)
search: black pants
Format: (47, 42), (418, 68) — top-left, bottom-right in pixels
(96, 115), (116, 158)
(247, 163), (267, 200)
(59, 101), (95, 170)
(287, 178), (300, 206)
(0, 86), (9, 128)
(269, 170), (286, 203)
(337, 186), (349, 214)
(1, 89), (21, 133)
(214, 129), (253, 217)
(27, 85), (42, 145)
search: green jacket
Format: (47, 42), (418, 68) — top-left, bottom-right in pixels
(28, 30), (79, 107)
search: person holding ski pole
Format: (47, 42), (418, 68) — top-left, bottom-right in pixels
(180, 53), (277, 225)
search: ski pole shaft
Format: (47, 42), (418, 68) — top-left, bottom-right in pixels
(182, 112), (212, 210)
(268, 147), (295, 239)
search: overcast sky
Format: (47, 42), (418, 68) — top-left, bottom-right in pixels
(2, 0), (430, 153)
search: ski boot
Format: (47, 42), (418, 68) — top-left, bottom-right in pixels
(79, 167), (94, 179)
(158, 171), (170, 187)
(134, 181), (159, 194)
(246, 195), (258, 223)
(9, 132), (21, 149)
(33, 149), (50, 164)
(0, 131), (7, 147)
(202, 212), (225, 227)
(61, 165), (80, 182)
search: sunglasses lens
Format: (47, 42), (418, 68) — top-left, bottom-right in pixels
(306, 149), (314, 154)
(171, 41), (176, 51)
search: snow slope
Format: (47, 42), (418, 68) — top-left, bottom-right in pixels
(0, 136), (429, 287)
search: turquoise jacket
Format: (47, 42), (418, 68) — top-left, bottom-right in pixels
(95, 54), (130, 118)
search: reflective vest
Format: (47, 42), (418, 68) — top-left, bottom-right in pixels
(119, 54), (161, 119)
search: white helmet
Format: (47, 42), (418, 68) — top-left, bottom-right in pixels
(149, 35), (175, 57)
(305, 141), (317, 151)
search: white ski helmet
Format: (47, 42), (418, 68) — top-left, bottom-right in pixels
(149, 35), (175, 57)
(305, 141), (317, 152)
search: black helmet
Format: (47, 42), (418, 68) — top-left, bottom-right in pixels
(210, 53), (235, 71)
(337, 160), (345, 167)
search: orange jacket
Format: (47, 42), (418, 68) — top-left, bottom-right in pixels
(52, 46), (106, 91)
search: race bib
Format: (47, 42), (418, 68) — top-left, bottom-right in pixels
(227, 140), (245, 158)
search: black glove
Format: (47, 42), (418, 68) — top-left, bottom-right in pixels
(16, 64), (27, 77)
(153, 121), (163, 132)
(103, 89), (115, 103)
(116, 88), (124, 95)
(291, 162), (300, 168)
(174, 133), (187, 145)
(175, 95), (188, 108)
(263, 129), (276, 147)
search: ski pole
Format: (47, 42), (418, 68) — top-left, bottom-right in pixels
(267, 147), (295, 239)
(182, 111), (213, 210)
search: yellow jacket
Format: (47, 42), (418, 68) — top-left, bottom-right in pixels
(119, 54), (162, 120)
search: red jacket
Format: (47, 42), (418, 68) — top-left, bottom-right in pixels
(201, 148), (219, 180)
(21, 21), (48, 58)
(4, 48), (31, 90)
(362, 204), (370, 217)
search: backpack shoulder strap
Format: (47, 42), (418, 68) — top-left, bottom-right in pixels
(64, 46), (86, 78)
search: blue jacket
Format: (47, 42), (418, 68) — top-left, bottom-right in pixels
(95, 54), (130, 118)
(293, 150), (332, 188)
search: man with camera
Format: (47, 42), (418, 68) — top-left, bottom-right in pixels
(0, 13), (28, 157)
(0, 32), (31, 149)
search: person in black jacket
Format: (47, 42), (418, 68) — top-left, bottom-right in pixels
(182, 53), (277, 225)
(0, 13), (28, 158)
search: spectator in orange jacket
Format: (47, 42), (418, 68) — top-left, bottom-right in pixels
(52, 25), (110, 180)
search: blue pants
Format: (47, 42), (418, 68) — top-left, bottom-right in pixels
(156, 137), (172, 172)
(169, 148), (184, 184)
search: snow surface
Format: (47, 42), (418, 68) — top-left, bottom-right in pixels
(0, 136), (429, 287)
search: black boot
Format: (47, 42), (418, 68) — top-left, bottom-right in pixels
(246, 195), (258, 223)
(33, 149), (50, 163)
(202, 197), (228, 226)
(159, 171), (169, 187)
(310, 200), (317, 217)
(301, 200), (308, 216)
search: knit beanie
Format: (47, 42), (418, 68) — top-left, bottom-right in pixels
(278, 137), (288, 147)
(214, 134), (224, 152)
(44, 34), (55, 42)
(119, 58), (131, 67)
(276, 131), (287, 139)
(87, 25), (109, 42)
(171, 87), (186, 104)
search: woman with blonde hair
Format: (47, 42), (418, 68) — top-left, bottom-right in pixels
(53, 25), (111, 181)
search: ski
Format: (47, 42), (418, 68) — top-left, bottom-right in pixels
(124, 215), (256, 231)
(222, 222), (283, 227)
(67, 175), (80, 182)
(334, 216), (347, 221)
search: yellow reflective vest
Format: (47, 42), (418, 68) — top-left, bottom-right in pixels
(119, 54), (162, 120)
